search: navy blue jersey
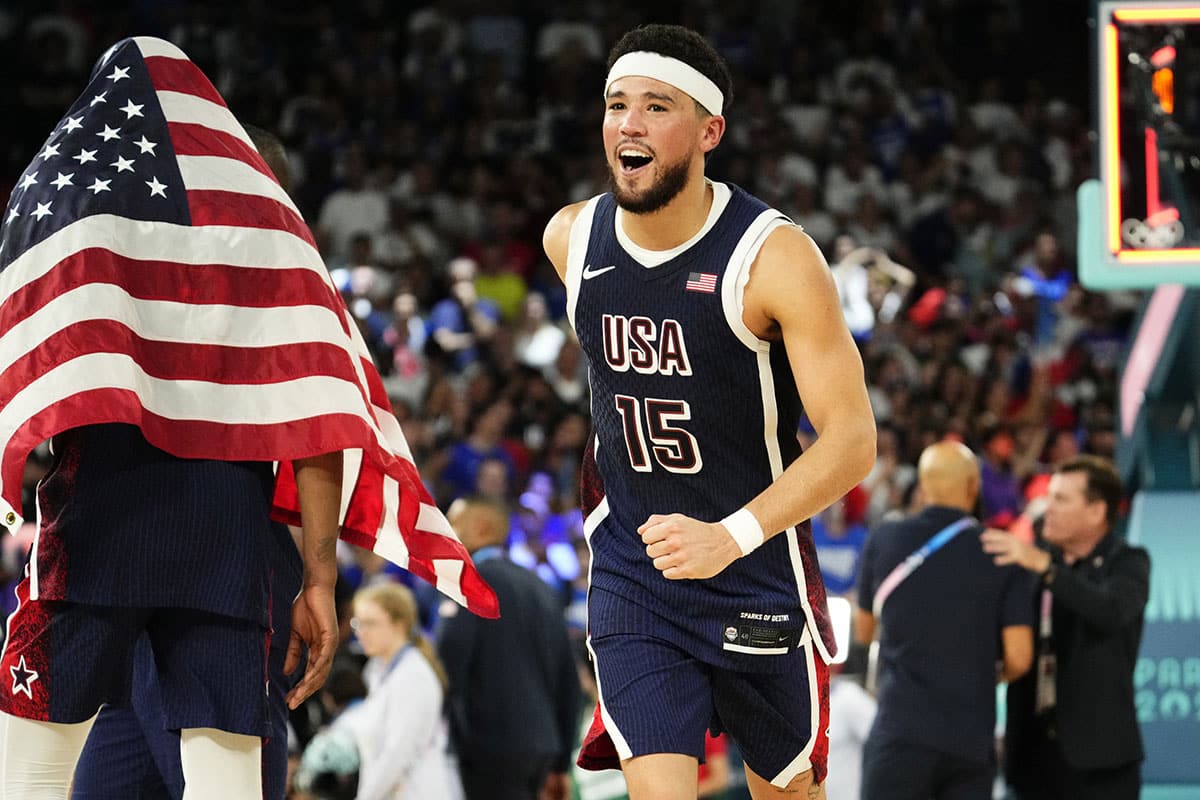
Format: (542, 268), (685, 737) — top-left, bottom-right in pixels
(567, 183), (836, 669)
(33, 423), (283, 624)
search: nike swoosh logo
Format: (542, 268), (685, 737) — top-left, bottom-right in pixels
(582, 264), (617, 280)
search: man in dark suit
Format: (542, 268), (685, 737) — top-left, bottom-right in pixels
(437, 496), (581, 800)
(982, 455), (1150, 800)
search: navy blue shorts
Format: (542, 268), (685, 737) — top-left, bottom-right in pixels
(0, 580), (271, 736)
(588, 630), (830, 786)
(71, 634), (296, 800)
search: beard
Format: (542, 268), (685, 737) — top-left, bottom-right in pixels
(608, 154), (690, 214)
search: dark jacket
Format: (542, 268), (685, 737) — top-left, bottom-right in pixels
(436, 554), (581, 770)
(1006, 532), (1150, 778)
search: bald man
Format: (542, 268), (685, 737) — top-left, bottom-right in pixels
(855, 441), (1035, 800)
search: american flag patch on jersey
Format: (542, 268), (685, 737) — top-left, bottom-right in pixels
(685, 272), (717, 293)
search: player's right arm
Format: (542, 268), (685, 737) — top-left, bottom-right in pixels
(542, 201), (589, 282)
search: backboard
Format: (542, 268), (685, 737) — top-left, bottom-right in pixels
(1084, 1), (1200, 287)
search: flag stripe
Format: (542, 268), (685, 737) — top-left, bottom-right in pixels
(374, 477), (411, 564)
(1, 215), (327, 299)
(1, 323), (362, 409)
(157, 92), (251, 147)
(178, 155), (301, 217)
(187, 190), (315, 247)
(1, 249), (332, 339)
(144, 56), (227, 108)
(2, 354), (374, 433)
(134, 36), (189, 61)
(168, 122), (274, 181)
(431, 558), (467, 606)
(2, 284), (348, 372)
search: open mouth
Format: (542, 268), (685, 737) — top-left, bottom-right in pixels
(618, 149), (654, 174)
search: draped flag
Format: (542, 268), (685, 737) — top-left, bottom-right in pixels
(0, 36), (498, 618)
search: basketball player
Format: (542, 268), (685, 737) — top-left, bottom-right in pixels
(0, 439), (340, 800)
(541, 24), (876, 800)
(0, 44), (341, 796)
(69, 127), (309, 800)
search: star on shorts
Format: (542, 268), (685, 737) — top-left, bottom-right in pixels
(9, 656), (39, 699)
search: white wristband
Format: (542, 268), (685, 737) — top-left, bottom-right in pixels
(720, 508), (765, 556)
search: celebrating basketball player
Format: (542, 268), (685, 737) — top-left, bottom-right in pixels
(542, 23), (876, 800)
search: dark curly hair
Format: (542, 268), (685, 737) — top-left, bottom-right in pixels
(606, 24), (734, 115)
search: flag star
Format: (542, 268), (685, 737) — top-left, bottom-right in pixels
(50, 171), (75, 190)
(111, 156), (135, 173)
(120, 99), (144, 119)
(62, 116), (84, 133)
(18, 173), (37, 190)
(134, 135), (157, 155)
(146, 176), (168, 197)
(97, 124), (122, 142)
(107, 65), (130, 82)
(87, 178), (112, 194)
(31, 202), (53, 220)
(72, 148), (98, 164)
(90, 91), (108, 107)
(40, 143), (60, 160)
(6, 207), (18, 223)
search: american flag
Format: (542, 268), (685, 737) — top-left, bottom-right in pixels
(0, 37), (498, 618)
(685, 271), (717, 293)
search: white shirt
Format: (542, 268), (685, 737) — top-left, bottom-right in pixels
(317, 187), (390, 261)
(352, 647), (460, 800)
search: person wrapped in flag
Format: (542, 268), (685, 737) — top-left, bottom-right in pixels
(68, 124), (325, 800)
(0, 36), (496, 798)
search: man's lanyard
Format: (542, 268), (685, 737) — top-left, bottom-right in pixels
(1035, 586), (1057, 714)
(865, 515), (977, 693)
(872, 516), (977, 618)
(1039, 587), (1054, 641)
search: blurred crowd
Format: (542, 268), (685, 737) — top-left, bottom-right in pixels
(1, 1), (1138, 798)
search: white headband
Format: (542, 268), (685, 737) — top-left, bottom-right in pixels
(604, 51), (724, 116)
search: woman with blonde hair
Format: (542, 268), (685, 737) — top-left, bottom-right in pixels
(350, 581), (460, 799)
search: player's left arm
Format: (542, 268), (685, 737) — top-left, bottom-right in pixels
(641, 226), (876, 579)
(746, 224), (877, 532)
(285, 450), (344, 708)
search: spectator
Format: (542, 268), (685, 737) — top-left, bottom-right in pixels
(426, 256), (501, 373)
(435, 400), (517, 504)
(514, 291), (568, 369)
(349, 582), (460, 800)
(316, 147), (389, 262)
(380, 290), (430, 407)
(979, 425), (1024, 527)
